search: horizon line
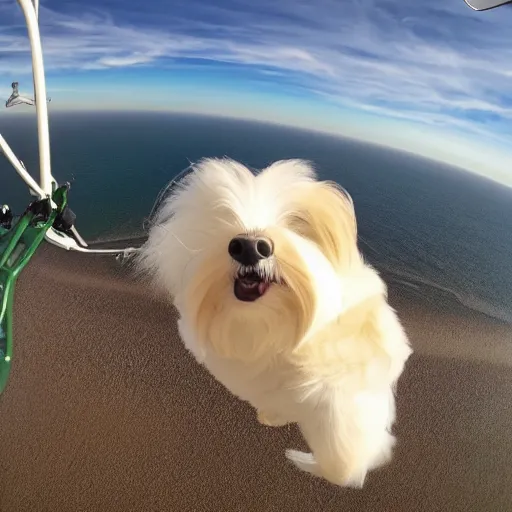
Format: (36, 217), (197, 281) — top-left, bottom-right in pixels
(1, 106), (512, 190)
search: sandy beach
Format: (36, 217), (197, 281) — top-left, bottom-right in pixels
(1, 243), (511, 512)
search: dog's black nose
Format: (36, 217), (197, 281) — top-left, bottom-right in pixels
(228, 235), (274, 266)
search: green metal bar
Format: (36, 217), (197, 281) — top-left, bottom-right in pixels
(0, 186), (67, 395)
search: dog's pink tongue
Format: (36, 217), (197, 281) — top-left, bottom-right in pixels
(258, 282), (269, 295)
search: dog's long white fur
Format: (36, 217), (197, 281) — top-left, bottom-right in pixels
(136, 157), (412, 488)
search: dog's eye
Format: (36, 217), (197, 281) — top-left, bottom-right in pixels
(286, 213), (313, 237)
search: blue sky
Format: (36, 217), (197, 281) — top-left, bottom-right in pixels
(1, 0), (512, 186)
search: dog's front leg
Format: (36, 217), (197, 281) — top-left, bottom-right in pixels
(257, 409), (291, 427)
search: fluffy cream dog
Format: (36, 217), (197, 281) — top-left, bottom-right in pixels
(136, 157), (412, 488)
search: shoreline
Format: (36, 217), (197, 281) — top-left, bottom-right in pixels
(88, 234), (512, 328)
(27, 240), (512, 368)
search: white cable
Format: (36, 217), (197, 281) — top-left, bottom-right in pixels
(17, 0), (55, 196)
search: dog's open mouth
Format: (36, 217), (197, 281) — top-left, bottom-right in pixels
(234, 270), (271, 302)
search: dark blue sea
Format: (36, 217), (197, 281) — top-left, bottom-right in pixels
(1, 111), (511, 324)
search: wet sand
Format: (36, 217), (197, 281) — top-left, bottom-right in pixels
(1, 243), (511, 512)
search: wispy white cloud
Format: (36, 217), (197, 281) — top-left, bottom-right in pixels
(1, 0), (512, 182)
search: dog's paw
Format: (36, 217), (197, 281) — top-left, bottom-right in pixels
(257, 410), (290, 427)
(286, 449), (366, 489)
(285, 449), (323, 479)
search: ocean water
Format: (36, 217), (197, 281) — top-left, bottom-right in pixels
(1, 111), (511, 323)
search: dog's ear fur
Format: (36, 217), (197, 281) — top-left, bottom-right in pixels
(287, 181), (360, 272)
